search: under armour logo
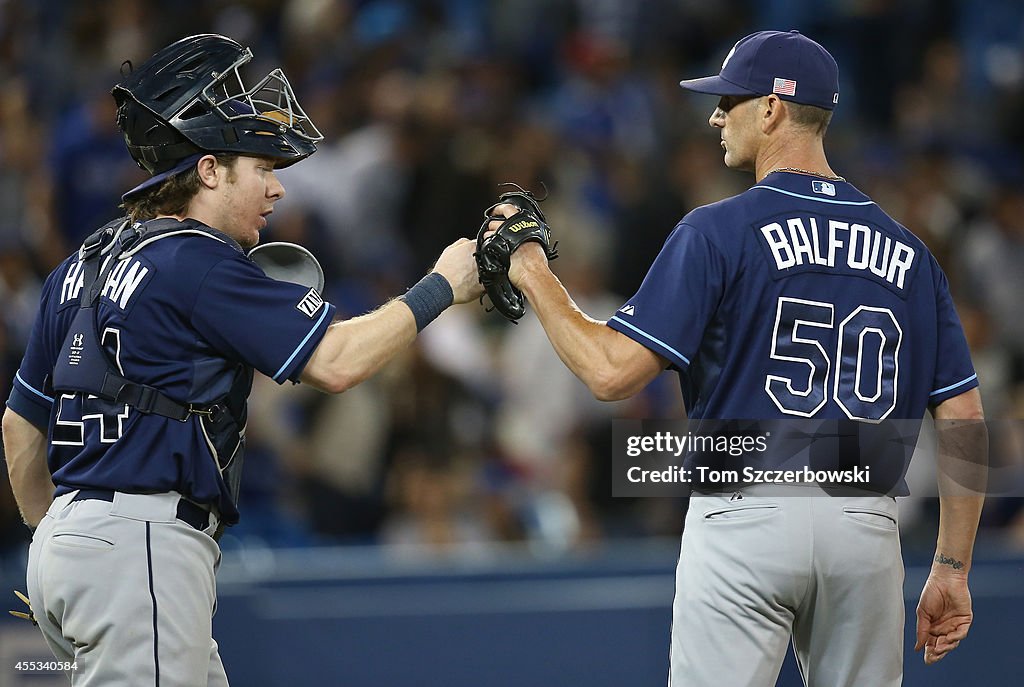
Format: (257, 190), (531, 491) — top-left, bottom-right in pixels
(68, 333), (85, 366)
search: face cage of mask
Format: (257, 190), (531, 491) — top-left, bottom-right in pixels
(199, 47), (324, 143)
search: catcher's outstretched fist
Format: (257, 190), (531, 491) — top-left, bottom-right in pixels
(476, 183), (558, 322)
(433, 238), (486, 304)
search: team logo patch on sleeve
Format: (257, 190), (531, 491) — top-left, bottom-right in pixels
(296, 288), (324, 318)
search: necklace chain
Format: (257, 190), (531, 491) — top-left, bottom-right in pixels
(764, 167), (846, 182)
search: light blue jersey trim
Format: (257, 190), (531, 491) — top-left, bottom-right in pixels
(753, 185), (876, 206)
(930, 374), (977, 397)
(608, 316), (691, 366)
(15, 371), (54, 403)
(274, 306), (331, 381)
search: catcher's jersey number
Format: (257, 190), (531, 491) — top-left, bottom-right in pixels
(766, 297), (901, 421)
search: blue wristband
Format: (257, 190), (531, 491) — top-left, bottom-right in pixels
(399, 272), (454, 332)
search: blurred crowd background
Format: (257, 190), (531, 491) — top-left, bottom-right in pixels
(2, 0), (1023, 566)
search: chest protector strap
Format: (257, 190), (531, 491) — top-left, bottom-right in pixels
(50, 217), (220, 422)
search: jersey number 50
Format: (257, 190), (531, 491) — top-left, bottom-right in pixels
(766, 297), (901, 421)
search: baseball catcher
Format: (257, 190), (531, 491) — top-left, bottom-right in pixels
(475, 183), (558, 321)
(1, 32), (484, 686)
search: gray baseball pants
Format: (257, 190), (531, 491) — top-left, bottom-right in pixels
(27, 490), (229, 686)
(669, 486), (904, 687)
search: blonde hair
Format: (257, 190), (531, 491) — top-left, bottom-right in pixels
(121, 154), (238, 222)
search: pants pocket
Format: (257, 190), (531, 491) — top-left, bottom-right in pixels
(50, 532), (116, 550)
(842, 506), (897, 531)
(703, 503), (780, 523)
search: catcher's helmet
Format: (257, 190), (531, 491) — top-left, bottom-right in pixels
(112, 34), (322, 192)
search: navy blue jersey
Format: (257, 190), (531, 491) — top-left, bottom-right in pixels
(608, 171), (977, 422)
(6, 219), (336, 523)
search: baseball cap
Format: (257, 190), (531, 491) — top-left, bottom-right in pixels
(679, 30), (840, 110)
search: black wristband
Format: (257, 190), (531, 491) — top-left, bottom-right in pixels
(399, 272), (454, 332)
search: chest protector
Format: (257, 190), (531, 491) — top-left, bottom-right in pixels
(50, 217), (250, 506)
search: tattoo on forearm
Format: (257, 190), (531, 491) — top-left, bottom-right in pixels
(934, 553), (965, 570)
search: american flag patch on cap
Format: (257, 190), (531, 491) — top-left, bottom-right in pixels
(773, 78), (797, 96)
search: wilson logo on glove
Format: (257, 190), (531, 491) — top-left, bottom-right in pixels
(508, 220), (539, 233)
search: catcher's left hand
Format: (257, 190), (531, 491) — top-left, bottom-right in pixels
(9, 590), (37, 626)
(475, 183), (558, 322)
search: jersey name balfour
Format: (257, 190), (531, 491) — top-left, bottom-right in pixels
(60, 257), (152, 309)
(759, 216), (916, 289)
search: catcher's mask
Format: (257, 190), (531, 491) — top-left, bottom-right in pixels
(113, 34), (322, 197)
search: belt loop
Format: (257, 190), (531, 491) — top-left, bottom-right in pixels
(47, 491), (78, 517)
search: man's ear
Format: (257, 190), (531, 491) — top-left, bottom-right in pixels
(196, 154), (220, 190)
(762, 94), (783, 134)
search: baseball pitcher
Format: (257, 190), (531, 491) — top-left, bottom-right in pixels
(479, 30), (985, 687)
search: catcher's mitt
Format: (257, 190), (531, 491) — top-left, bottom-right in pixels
(475, 183), (558, 322)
